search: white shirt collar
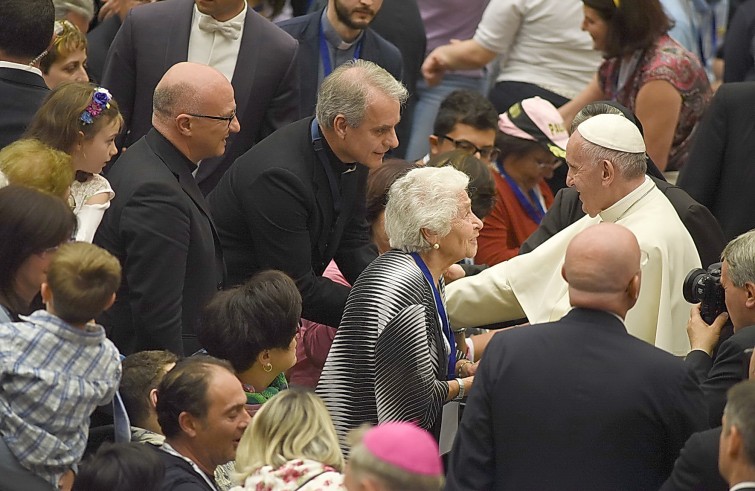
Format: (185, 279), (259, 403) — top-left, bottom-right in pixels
(598, 176), (655, 223)
(0, 60), (43, 77)
(730, 482), (755, 491)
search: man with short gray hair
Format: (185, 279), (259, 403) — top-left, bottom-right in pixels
(685, 229), (755, 427)
(719, 381), (755, 490)
(447, 113), (701, 355)
(209, 59), (407, 327)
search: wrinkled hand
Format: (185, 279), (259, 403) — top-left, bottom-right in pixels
(444, 264), (466, 284)
(58, 470), (74, 491)
(421, 47), (449, 87)
(686, 304), (729, 356)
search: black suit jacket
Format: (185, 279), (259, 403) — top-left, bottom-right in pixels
(685, 325), (755, 427)
(276, 8), (403, 118)
(678, 82), (755, 241)
(520, 175), (726, 268)
(86, 15), (121, 84)
(207, 118), (377, 328)
(660, 427), (727, 491)
(445, 308), (709, 491)
(102, 0), (300, 194)
(0, 67), (48, 150)
(94, 129), (224, 356)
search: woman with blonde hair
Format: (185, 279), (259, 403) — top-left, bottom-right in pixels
(230, 388), (345, 490)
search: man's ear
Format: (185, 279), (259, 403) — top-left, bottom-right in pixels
(428, 134), (441, 157)
(149, 388), (159, 410)
(601, 159), (615, 185)
(178, 411), (199, 438)
(333, 114), (349, 139)
(175, 114), (193, 136)
(744, 282), (755, 309)
(561, 264), (567, 283)
(627, 273), (641, 301)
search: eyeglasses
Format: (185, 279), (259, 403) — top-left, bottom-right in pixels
(439, 135), (500, 162)
(187, 110), (237, 129)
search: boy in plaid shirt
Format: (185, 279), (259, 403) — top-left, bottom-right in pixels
(0, 242), (122, 490)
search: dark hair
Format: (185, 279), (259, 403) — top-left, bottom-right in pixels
(426, 150), (496, 219)
(0, 0), (55, 61)
(25, 82), (123, 155)
(197, 270), (302, 373)
(72, 442), (165, 491)
(433, 90), (498, 137)
(582, 0), (671, 58)
(0, 185), (76, 316)
(120, 350), (179, 427)
(366, 159), (418, 225)
(496, 133), (545, 163)
(155, 356), (234, 439)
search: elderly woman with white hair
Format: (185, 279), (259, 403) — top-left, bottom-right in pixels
(316, 166), (482, 451)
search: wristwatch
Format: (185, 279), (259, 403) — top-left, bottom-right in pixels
(454, 377), (465, 400)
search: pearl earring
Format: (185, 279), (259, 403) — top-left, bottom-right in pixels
(433, 243), (440, 250)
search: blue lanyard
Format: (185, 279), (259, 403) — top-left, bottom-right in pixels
(409, 252), (456, 380)
(319, 22), (363, 77)
(496, 163), (546, 224)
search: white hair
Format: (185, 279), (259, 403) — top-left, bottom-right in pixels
(723, 229), (755, 288)
(579, 136), (647, 179)
(384, 166), (469, 253)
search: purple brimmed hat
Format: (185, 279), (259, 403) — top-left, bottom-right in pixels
(362, 422), (443, 476)
(498, 96), (569, 159)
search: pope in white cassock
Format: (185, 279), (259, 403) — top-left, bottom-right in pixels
(446, 114), (701, 355)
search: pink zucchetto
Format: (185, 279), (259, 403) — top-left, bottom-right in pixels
(362, 422), (443, 476)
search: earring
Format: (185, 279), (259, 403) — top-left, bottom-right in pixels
(433, 243), (440, 250)
(263, 362), (273, 373)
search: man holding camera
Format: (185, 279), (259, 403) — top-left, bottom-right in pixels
(686, 229), (755, 427)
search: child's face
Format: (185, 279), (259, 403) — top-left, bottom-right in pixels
(75, 119), (120, 175)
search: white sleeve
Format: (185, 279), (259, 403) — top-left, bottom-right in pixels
(75, 201), (110, 243)
(473, 0), (525, 55)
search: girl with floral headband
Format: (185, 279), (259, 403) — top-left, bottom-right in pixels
(39, 19), (89, 89)
(25, 82), (123, 242)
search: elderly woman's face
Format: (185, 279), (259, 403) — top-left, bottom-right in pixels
(438, 192), (483, 262)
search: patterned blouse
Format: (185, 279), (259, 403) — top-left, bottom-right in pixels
(316, 250), (451, 454)
(598, 34), (711, 171)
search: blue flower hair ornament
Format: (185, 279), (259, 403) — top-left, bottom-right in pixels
(80, 88), (112, 125)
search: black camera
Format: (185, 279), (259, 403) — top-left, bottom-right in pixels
(682, 262), (727, 324)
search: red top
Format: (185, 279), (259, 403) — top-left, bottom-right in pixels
(475, 171), (554, 266)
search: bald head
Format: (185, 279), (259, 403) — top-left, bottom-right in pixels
(153, 62), (230, 124)
(563, 223), (642, 315)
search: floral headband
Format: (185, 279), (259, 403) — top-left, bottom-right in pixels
(80, 88), (113, 125)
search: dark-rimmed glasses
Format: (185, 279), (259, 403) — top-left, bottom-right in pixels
(439, 135), (500, 162)
(187, 110), (237, 129)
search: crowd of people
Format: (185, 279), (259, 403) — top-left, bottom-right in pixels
(4, 0), (755, 490)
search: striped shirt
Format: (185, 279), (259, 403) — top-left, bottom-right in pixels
(0, 310), (121, 486)
(317, 250), (450, 453)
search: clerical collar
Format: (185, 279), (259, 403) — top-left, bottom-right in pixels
(149, 129), (198, 173)
(321, 8), (364, 49)
(598, 176), (654, 223)
(319, 129), (356, 174)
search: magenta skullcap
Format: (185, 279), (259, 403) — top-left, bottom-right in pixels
(577, 113), (646, 153)
(498, 96), (569, 159)
(362, 422), (443, 476)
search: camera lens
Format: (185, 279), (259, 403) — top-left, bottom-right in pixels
(682, 268), (708, 304)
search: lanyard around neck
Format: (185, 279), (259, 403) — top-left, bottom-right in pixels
(319, 21), (363, 77)
(409, 252), (456, 380)
(496, 163), (546, 224)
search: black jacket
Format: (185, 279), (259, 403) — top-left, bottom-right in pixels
(0, 67), (48, 150)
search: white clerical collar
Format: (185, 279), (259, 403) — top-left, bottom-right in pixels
(321, 8), (364, 50)
(731, 482), (755, 491)
(598, 176), (655, 223)
(0, 60), (43, 76)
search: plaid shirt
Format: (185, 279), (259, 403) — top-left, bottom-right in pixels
(0, 310), (121, 486)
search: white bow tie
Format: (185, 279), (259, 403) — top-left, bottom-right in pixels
(198, 15), (242, 40)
